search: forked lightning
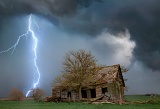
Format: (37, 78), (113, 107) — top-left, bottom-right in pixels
(0, 14), (40, 97)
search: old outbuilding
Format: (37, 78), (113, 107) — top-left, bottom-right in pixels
(52, 64), (125, 104)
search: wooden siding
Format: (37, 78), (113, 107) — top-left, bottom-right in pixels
(96, 86), (102, 97)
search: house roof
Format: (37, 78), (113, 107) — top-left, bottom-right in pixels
(95, 64), (125, 86)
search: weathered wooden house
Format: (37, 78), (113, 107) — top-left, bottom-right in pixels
(52, 64), (125, 103)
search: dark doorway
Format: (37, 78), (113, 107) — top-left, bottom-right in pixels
(90, 89), (96, 98)
(81, 90), (87, 98)
(102, 87), (108, 94)
(67, 91), (71, 97)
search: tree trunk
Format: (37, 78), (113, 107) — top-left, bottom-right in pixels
(78, 86), (82, 101)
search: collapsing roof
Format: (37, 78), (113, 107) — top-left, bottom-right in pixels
(96, 64), (125, 87)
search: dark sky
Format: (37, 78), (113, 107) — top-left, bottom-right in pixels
(0, 0), (160, 97)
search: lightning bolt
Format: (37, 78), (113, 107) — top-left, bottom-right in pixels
(0, 14), (40, 97)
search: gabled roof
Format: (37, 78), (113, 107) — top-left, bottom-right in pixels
(96, 64), (125, 87)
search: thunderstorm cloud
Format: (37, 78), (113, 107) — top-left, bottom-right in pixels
(0, 0), (160, 97)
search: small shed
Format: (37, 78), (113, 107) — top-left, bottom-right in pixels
(52, 64), (125, 103)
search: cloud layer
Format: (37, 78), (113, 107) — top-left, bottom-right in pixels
(0, 0), (160, 96)
(1, 0), (159, 71)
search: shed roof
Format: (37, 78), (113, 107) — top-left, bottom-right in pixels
(95, 64), (125, 86)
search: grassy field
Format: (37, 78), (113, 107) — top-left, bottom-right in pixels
(0, 95), (160, 109)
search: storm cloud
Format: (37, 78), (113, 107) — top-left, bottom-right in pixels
(0, 0), (159, 71)
(0, 0), (160, 97)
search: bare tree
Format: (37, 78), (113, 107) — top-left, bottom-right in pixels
(32, 88), (45, 102)
(53, 49), (102, 100)
(121, 66), (129, 74)
(9, 88), (24, 101)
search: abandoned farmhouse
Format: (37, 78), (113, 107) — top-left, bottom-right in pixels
(52, 64), (125, 103)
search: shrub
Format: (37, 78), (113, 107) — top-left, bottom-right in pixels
(32, 88), (45, 102)
(9, 88), (24, 101)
